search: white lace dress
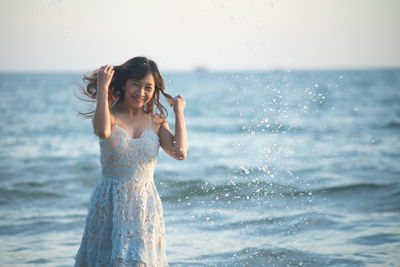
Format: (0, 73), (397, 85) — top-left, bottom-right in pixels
(74, 124), (168, 267)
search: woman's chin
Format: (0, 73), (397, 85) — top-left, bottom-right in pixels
(124, 103), (143, 110)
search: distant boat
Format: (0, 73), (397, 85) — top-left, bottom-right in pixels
(272, 67), (287, 73)
(194, 66), (208, 73)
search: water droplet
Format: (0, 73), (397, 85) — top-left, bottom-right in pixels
(239, 166), (249, 174)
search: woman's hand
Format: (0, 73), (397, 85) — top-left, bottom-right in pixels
(173, 95), (186, 113)
(93, 65), (115, 139)
(97, 65), (114, 92)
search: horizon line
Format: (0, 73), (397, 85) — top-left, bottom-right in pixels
(0, 65), (399, 74)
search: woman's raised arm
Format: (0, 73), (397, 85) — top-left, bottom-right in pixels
(92, 65), (115, 139)
(159, 95), (188, 160)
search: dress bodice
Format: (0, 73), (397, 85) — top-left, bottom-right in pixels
(99, 125), (160, 181)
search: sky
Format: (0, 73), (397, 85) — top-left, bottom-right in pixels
(0, 0), (399, 72)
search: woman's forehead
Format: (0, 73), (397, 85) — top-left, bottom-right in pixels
(129, 73), (154, 84)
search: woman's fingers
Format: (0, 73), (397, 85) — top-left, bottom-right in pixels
(173, 95), (186, 112)
(174, 95), (185, 103)
(105, 65), (113, 73)
(97, 65), (115, 90)
(174, 95), (183, 101)
(99, 65), (114, 73)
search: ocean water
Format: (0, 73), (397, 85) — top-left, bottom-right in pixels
(0, 69), (399, 266)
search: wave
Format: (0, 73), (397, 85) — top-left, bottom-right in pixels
(161, 178), (397, 205)
(160, 179), (301, 204)
(0, 214), (83, 236)
(0, 187), (63, 206)
(219, 211), (337, 234)
(349, 233), (400, 246)
(170, 245), (365, 267)
(384, 120), (400, 129)
(310, 182), (395, 195)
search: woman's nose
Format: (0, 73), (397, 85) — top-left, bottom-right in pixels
(136, 86), (145, 96)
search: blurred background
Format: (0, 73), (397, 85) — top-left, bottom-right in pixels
(0, 0), (399, 266)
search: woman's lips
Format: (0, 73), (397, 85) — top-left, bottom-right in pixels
(133, 97), (144, 102)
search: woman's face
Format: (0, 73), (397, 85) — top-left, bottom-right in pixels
(123, 73), (155, 109)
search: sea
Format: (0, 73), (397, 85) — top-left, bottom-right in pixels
(0, 69), (399, 266)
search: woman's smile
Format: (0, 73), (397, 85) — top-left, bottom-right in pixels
(133, 96), (144, 103)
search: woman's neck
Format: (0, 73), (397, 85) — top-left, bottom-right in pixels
(117, 102), (146, 119)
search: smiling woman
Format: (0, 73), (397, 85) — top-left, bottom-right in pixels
(74, 56), (188, 266)
(77, 57), (174, 120)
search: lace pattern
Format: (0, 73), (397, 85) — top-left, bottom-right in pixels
(74, 125), (168, 267)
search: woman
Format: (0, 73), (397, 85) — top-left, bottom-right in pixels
(74, 56), (187, 266)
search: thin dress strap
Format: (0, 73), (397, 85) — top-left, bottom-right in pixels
(149, 113), (153, 130)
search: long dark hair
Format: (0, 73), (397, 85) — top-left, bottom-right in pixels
(76, 56), (173, 122)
